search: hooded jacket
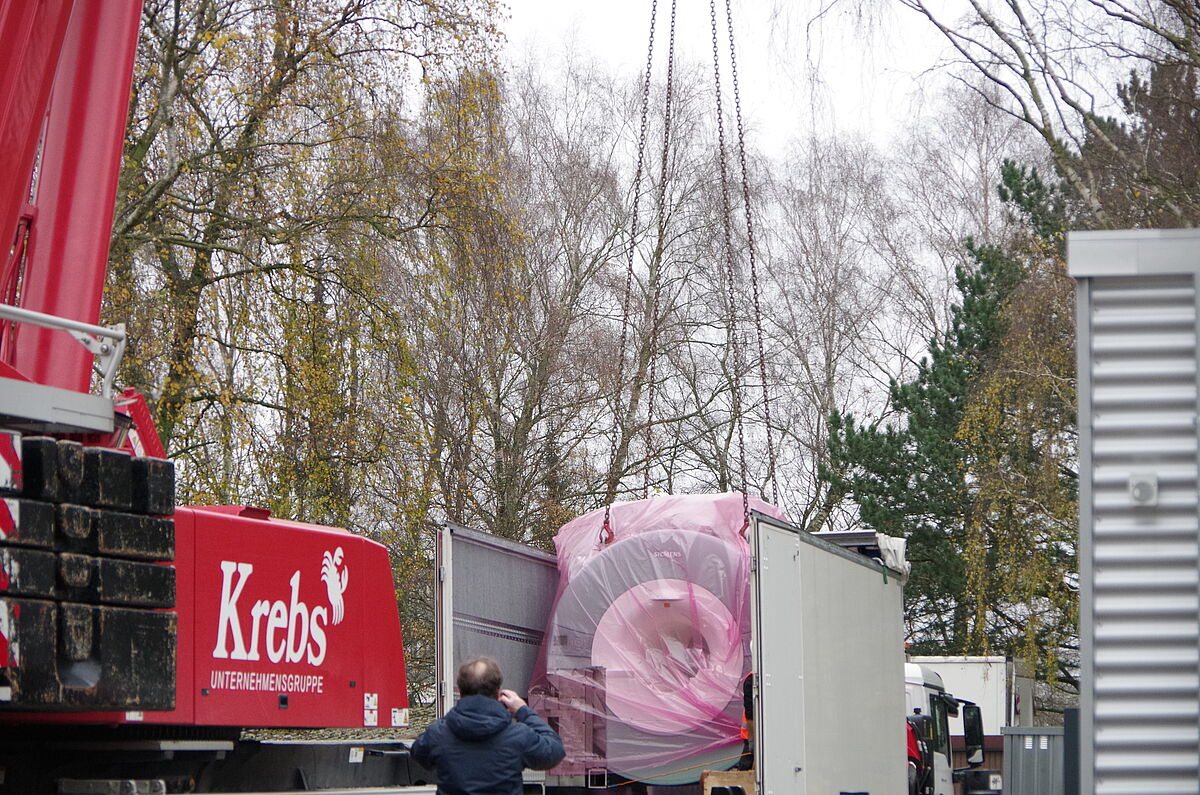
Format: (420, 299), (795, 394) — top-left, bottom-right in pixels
(411, 694), (565, 795)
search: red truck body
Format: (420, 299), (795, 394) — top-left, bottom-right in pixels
(26, 506), (410, 729)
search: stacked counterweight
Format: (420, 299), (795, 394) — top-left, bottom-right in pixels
(0, 431), (176, 710)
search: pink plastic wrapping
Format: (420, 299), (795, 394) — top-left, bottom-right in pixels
(529, 493), (788, 784)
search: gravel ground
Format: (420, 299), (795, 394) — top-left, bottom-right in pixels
(242, 703), (436, 742)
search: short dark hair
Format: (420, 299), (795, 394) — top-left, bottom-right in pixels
(457, 656), (503, 698)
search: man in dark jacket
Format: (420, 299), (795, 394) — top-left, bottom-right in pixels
(412, 657), (565, 795)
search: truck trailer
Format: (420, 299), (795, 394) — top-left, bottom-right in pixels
(438, 493), (920, 795)
(908, 654), (1035, 782)
(907, 656), (1035, 738)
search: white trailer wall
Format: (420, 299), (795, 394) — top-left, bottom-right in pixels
(752, 514), (906, 795)
(1071, 229), (1200, 795)
(909, 656), (1035, 734)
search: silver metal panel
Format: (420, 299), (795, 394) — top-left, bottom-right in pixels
(1073, 229), (1200, 795)
(0, 376), (114, 433)
(1070, 229), (1200, 278)
(750, 513), (905, 795)
(435, 523), (558, 715)
(1003, 727), (1065, 795)
(1077, 277), (1097, 795)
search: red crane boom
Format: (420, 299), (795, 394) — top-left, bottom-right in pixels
(1, 0), (141, 394)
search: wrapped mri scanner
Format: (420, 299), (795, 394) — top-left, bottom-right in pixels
(529, 493), (787, 785)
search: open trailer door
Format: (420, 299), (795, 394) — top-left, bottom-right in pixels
(750, 512), (807, 795)
(749, 512), (907, 795)
(435, 522), (559, 716)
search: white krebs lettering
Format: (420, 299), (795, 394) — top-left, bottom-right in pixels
(248, 600), (268, 660)
(209, 669), (326, 694)
(210, 549), (348, 669)
(212, 561), (253, 659)
(286, 571), (309, 664)
(266, 600), (287, 663)
(308, 605), (328, 665)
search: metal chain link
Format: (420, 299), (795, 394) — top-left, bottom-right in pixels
(604, 0), (660, 541)
(709, 0), (749, 525)
(724, 0), (778, 507)
(608, 0), (774, 535)
(642, 0), (678, 499)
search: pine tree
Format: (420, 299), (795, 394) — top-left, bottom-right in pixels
(824, 238), (1021, 653)
(1078, 62), (1200, 228)
(823, 164), (1077, 684)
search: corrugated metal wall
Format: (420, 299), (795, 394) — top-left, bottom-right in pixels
(1074, 232), (1200, 795)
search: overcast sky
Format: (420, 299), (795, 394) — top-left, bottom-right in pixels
(500, 0), (960, 156)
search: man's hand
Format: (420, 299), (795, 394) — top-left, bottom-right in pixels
(498, 689), (527, 715)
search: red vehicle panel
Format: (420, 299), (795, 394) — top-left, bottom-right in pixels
(2, 0), (142, 392)
(187, 506), (409, 728)
(0, 0), (74, 257)
(18, 505), (409, 729)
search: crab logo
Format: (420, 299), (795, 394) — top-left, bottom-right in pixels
(321, 547), (349, 625)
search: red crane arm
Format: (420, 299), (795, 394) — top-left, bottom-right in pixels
(1, 0), (143, 394)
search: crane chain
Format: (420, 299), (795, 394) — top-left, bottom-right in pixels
(723, 0), (778, 506)
(608, 0), (779, 538)
(708, 0), (749, 523)
(642, 0), (677, 498)
(604, 0), (660, 541)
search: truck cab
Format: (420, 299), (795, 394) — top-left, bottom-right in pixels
(905, 663), (997, 795)
(905, 663), (955, 795)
